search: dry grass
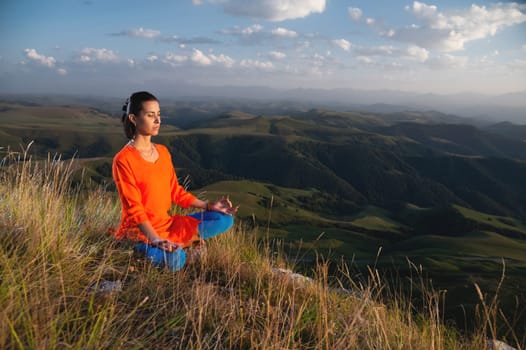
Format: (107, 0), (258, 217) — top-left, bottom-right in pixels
(0, 146), (520, 349)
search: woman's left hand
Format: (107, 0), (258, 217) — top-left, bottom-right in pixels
(209, 196), (238, 215)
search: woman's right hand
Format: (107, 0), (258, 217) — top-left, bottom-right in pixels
(151, 238), (180, 252)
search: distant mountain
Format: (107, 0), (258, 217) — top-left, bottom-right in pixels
(484, 121), (526, 141)
(159, 85), (526, 124)
(3, 89), (525, 125)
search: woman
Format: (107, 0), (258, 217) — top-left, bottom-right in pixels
(112, 91), (237, 271)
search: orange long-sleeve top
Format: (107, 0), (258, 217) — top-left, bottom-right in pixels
(112, 143), (200, 245)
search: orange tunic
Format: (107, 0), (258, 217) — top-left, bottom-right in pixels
(112, 143), (200, 245)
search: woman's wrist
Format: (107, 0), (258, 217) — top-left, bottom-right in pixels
(205, 201), (212, 211)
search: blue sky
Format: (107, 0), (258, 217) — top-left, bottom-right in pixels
(1, 0), (525, 97)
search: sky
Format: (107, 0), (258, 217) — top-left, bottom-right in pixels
(1, 0), (526, 97)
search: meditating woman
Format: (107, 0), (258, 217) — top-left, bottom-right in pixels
(112, 91), (237, 271)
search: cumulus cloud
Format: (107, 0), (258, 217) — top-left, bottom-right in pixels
(164, 53), (188, 66)
(407, 45), (429, 62)
(272, 27), (298, 38)
(77, 48), (119, 63)
(162, 49), (235, 68)
(348, 7), (362, 22)
(393, 1), (526, 52)
(24, 48), (56, 68)
(208, 52), (236, 68)
(331, 39), (352, 52)
(220, 0), (326, 22)
(191, 49), (213, 66)
(23, 48), (68, 75)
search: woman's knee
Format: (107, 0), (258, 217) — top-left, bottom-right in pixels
(135, 243), (186, 271)
(221, 214), (234, 231)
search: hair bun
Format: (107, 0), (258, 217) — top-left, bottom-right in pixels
(122, 99), (129, 112)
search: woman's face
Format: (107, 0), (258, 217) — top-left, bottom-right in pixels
(130, 100), (161, 137)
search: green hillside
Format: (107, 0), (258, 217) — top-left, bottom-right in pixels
(2, 97), (526, 341)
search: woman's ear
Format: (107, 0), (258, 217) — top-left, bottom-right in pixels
(128, 114), (136, 126)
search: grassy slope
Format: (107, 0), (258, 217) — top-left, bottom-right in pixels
(1, 153), (518, 349)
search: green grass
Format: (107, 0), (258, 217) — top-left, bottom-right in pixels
(349, 206), (405, 233)
(392, 231), (526, 263)
(454, 205), (526, 235)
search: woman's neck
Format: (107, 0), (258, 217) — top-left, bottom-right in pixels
(129, 135), (152, 150)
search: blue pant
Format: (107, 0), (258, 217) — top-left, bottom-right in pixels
(134, 212), (234, 271)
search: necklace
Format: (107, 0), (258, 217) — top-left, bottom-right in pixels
(129, 140), (155, 158)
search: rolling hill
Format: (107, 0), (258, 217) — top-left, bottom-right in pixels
(2, 96), (526, 337)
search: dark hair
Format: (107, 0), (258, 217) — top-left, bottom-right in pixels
(121, 91), (159, 139)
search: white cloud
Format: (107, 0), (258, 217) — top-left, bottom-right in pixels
(185, 49), (236, 67)
(348, 7), (362, 22)
(220, 0), (326, 22)
(77, 48), (119, 63)
(192, 0), (203, 4)
(393, 2), (526, 52)
(24, 48), (56, 68)
(56, 68), (68, 76)
(209, 53), (235, 68)
(240, 59), (274, 70)
(354, 45), (395, 56)
(221, 24), (264, 36)
(112, 27), (161, 39)
(128, 27), (161, 39)
(164, 53), (188, 65)
(157, 49), (235, 68)
(269, 51), (286, 60)
(147, 55), (159, 62)
(356, 56), (373, 64)
(331, 39), (352, 52)
(407, 45), (429, 62)
(241, 24), (264, 36)
(522, 44), (526, 52)
(366, 18), (375, 25)
(272, 27), (298, 38)
(191, 49), (212, 66)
